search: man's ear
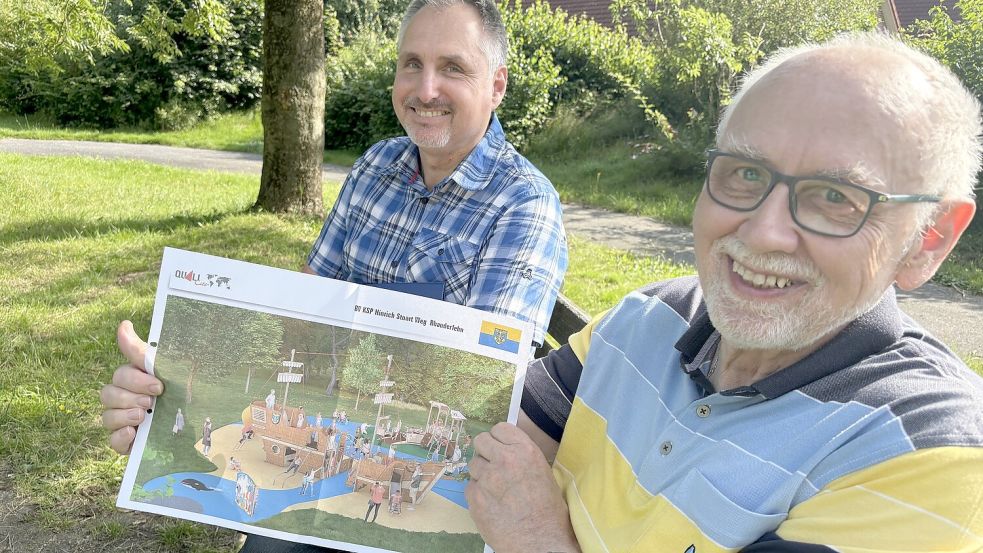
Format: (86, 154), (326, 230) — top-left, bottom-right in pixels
(490, 65), (507, 110)
(895, 198), (976, 290)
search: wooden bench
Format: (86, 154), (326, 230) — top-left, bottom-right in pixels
(535, 293), (591, 359)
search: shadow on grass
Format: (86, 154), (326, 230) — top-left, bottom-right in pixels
(0, 209), (248, 246)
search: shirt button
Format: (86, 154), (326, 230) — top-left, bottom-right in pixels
(437, 248), (444, 255)
(696, 404), (711, 418)
(390, 260), (398, 268)
(420, 197), (429, 205)
(660, 441), (672, 456)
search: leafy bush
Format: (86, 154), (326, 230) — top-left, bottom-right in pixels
(497, 39), (563, 149)
(502, 0), (658, 109)
(325, 0), (405, 51)
(907, 0), (983, 116)
(0, 0), (262, 130)
(323, 1), (653, 151)
(322, 24), (562, 151)
(323, 33), (401, 150)
(609, 0), (882, 175)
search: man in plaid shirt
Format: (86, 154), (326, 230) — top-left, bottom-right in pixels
(303, 0), (567, 348)
(101, 4), (567, 550)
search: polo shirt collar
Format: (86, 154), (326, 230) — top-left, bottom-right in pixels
(675, 286), (905, 399)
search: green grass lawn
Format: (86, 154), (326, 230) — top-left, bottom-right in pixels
(6, 107), (978, 296)
(0, 153), (691, 550)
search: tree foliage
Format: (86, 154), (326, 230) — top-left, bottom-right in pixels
(157, 296), (284, 403)
(341, 333), (386, 411)
(324, 0), (404, 53)
(0, 0), (260, 129)
(609, 0), (881, 173)
(907, 0), (983, 106)
(906, 0), (983, 200)
(0, 0), (127, 70)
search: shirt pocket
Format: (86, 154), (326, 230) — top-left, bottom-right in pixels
(406, 228), (480, 301)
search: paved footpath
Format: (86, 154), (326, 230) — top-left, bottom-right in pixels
(2, 138), (980, 358)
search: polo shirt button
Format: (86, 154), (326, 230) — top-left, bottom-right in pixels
(696, 404), (711, 418)
(660, 441), (672, 456)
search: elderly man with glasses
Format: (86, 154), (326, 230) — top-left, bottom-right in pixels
(466, 33), (983, 553)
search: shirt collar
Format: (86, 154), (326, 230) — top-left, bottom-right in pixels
(386, 113), (507, 192)
(675, 286), (905, 399)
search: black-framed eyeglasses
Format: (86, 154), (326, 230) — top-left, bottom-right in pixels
(704, 149), (942, 238)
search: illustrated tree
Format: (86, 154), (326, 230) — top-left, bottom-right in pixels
(279, 317), (354, 396)
(255, 0), (326, 216)
(341, 333), (385, 411)
(156, 296), (284, 403)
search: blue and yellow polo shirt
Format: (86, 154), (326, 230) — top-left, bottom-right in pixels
(523, 276), (983, 552)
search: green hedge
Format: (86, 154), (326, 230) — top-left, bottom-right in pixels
(0, 0), (262, 130)
(323, 1), (657, 151)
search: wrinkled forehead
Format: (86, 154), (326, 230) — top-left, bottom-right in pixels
(720, 52), (930, 192)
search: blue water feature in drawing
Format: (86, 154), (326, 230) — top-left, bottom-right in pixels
(139, 466), (471, 522)
(141, 470), (355, 523)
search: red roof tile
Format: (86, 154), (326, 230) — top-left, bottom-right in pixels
(517, 0), (617, 28)
(890, 0), (962, 28)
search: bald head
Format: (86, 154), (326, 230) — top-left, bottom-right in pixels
(718, 33), (981, 208)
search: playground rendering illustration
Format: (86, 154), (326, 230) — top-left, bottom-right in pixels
(120, 294), (520, 553)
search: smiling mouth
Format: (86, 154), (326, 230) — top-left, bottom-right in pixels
(732, 260), (796, 289)
(412, 107), (450, 118)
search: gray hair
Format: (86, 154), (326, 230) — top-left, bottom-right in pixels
(718, 32), (981, 229)
(397, 0), (509, 75)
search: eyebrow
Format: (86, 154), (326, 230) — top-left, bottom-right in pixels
(397, 51), (475, 69)
(722, 142), (887, 189)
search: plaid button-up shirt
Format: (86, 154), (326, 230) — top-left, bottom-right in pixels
(308, 114), (567, 346)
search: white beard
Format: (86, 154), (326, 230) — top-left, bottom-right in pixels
(701, 236), (883, 351)
(406, 124), (451, 149)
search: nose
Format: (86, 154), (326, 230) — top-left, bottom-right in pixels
(736, 182), (802, 254)
(416, 68), (440, 104)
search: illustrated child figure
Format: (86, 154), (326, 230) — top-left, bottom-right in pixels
(295, 406), (306, 428)
(301, 469), (316, 496)
(229, 456), (242, 472)
(276, 456), (302, 487)
(389, 487), (402, 515)
(172, 408), (185, 435)
(409, 464), (423, 510)
(265, 389), (276, 409)
(201, 417), (213, 456)
(234, 422), (254, 451)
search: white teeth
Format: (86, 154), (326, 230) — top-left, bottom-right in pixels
(732, 260), (794, 289)
(417, 110), (448, 118)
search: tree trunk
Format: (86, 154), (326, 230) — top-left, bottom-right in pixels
(186, 362), (197, 404)
(325, 326), (338, 396)
(255, 0), (326, 216)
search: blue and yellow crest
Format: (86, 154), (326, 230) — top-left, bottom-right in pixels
(478, 321), (521, 353)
